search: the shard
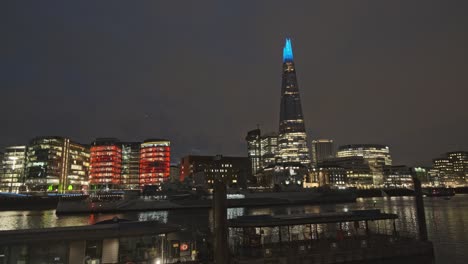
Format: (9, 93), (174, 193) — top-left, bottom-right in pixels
(277, 38), (311, 165)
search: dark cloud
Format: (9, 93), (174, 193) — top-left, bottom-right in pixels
(1, 0), (467, 165)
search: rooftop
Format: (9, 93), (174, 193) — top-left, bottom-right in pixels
(228, 210), (397, 228)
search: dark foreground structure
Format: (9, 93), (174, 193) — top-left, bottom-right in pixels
(0, 219), (187, 264)
(228, 210), (434, 264)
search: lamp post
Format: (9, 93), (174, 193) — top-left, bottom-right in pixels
(9, 156), (18, 193)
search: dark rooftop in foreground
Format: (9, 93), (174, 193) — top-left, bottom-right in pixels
(228, 209), (398, 228)
(0, 219), (179, 244)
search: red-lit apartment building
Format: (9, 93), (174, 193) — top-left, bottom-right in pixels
(139, 139), (170, 186)
(89, 139), (122, 187)
(89, 138), (170, 189)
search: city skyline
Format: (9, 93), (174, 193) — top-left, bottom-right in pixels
(2, 1), (467, 167)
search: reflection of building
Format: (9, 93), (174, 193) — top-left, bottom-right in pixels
(277, 38), (311, 165)
(383, 165), (413, 188)
(321, 157), (373, 188)
(139, 139), (171, 186)
(179, 155), (250, 188)
(25, 137), (89, 193)
(337, 144), (392, 186)
(90, 138), (122, 188)
(431, 151), (467, 186)
(311, 139), (335, 166)
(0, 146), (26, 192)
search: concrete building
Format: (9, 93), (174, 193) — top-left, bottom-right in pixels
(0, 146), (26, 192)
(179, 155), (250, 188)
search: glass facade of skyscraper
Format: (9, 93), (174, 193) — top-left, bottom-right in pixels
(25, 137), (89, 192)
(277, 38), (311, 165)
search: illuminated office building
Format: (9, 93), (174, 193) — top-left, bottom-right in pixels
(246, 129), (262, 175)
(261, 132), (278, 168)
(121, 142), (140, 189)
(139, 139), (170, 186)
(321, 157), (373, 188)
(277, 38), (311, 165)
(448, 151), (468, 182)
(337, 144), (392, 186)
(25, 137), (89, 193)
(311, 139), (335, 166)
(383, 165), (413, 188)
(431, 151), (467, 186)
(90, 138), (122, 188)
(246, 129), (279, 175)
(0, 146), (26, 192)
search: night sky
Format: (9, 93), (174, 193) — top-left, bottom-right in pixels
(2, 1), (467, 166)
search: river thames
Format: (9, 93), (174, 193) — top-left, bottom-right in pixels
(1, 195), (467, 264)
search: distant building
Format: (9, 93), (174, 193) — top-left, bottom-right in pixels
(0, 146), (26, 192)
(139, 139), (170, 186)
(169, 165), (180, 182)
(431, 151), (467, 186)
(277, 38), (311, 165)
(25, 137), (89, 193)
(383, 165), (413, 188)
(412, 167), (430, 184)
(337, 144), (392, 186)
(321, 157), (373, 188)
(179, 155), (250, 188)
(90, 138), (123, 188)
(308, 166), (346, 187)
(245, 128), (279, 176)
(121, 142), (141, 189)
(261, 133), (279, 169)
(448, 151), (467, 182)
(311, 139), (335, 166)
(246, 129), (262, 175)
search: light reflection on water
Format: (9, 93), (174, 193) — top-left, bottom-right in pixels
(1, 195), (468, 263)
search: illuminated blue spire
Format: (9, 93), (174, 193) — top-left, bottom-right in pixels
(283, 38), (294, 62)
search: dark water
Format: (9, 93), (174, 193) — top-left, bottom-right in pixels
(1, 195), (467, 264)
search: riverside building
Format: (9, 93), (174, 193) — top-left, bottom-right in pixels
(0, 146), (26, 192)
(90, 138), (171, 189)
(179, 155), (250, 188)
(431, 151), (467, 186)
(336, 144), (392, 186)
(90, 138), (123, 188)
(139, 139), (171, 186)
(25, 137), (89, 193)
